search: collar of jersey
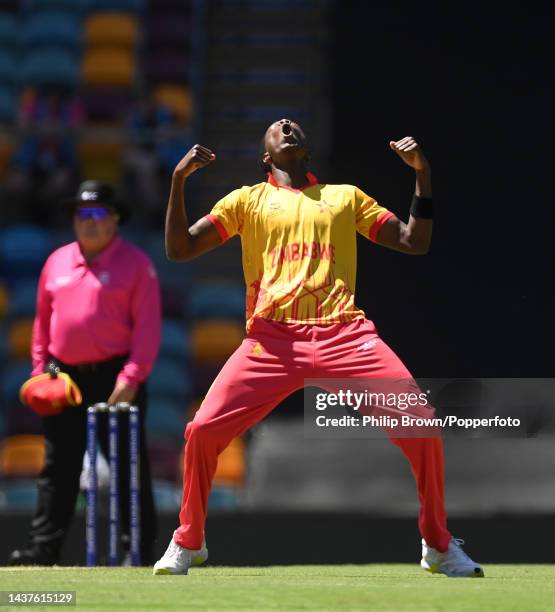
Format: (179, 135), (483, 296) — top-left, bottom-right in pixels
(267, 172), (319, 193)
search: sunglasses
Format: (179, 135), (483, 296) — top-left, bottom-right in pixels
(75, 207), (112, 220)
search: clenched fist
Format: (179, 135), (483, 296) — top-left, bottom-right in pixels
(174, 144), (216, 178)
(389, 136), (429, 171)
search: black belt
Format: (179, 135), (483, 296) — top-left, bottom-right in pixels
(49, 354), (128, 374)
(72, 362), (110, 373)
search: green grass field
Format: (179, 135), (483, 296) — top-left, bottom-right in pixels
(1, 565), (554, 611)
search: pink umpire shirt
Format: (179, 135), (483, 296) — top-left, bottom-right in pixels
(31, 235), (161, 390)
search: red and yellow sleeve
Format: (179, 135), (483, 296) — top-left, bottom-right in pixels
(354, 187), (395, 243)
(204, 187), (246, 242)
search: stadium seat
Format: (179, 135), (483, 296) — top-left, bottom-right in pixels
(0, 225), (51, 283)
(213, 436), (246, 485)
(0, 328), (7, 364)
(0, 281), (8, 319)
(149, 357), (192, 401)
(7, 319), (34, 360)
(190, 320), (244, 365)
(20, 49), (79, 87)
(8, 280), (37, 318)
(21, 13), (82, 49)
(0, 361), (32, 402)
(219, 68), (307, 85)
(78, 139), (124, 159)
(6, 401), (43, 436)
(190, 364), (222, 397)
(86, 0), (145, 11)
(118, 226), (146, 248)
(85, 12), (139, 49)
(22, 0), (88, 13)
(160, 286), (187, 321)
(156, 131), (194, 172)
(144, 234), (192, 288)
(147, 14), (190, 49)
(51, 228), (75, 249)
(0, 434), (45, 477)
(80, 158), (123, 184)
(79, 140), (124, 184)
(146, 0), (191, 10)
(0, 480), (38, 511)
(0, 12), (18, 48)
(160, 320), (190, 361)
(154, 84), (192, 124)
(148, 437), (181, 480)
(208, 486), (242, 509)
(0, 413), (5, 442)
(0, 50), (17, 85)
(145, 51), (189, 85)
(145, 398), (186, 437)
(0, 87), (16, 123)
(188, 282), (245, 320)
(186, 397), (202, 420)
(151, 479), (181, 511)
(82, 48), (135, 87)
(83, 87), (132, 121)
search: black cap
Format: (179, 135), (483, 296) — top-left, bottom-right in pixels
(62, 181), (131, 224)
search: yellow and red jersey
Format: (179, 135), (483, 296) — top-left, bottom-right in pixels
(205, 173), (394, 332)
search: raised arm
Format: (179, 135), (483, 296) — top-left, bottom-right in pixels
(166, 144), (223, 261)
(374, 136), (433, 255)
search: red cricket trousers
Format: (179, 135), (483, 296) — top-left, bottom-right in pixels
(174, 317), (452, 552)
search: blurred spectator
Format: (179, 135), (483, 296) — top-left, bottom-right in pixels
(5, 85), (84, 226)
(124, 95), (191, 224)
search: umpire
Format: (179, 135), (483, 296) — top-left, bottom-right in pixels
(9, 181), (161, 566)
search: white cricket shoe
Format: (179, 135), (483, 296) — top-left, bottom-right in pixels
(153, 539), (194, 575)
(191, 538), (208, 566)
(421, 537), (484, 577)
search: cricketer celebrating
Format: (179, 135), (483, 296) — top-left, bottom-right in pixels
(153, 119), (484, 577)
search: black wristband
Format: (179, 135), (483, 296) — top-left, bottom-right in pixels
(410, 194), (433, 219)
